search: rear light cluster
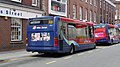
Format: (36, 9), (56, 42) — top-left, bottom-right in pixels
(26, 37), (28, 46)
(106, 35), (109, 40)
(54, 38), (58, 46)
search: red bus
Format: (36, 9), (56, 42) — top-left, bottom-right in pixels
(94, 24), (120, 45)
(26, 16), (96, 54)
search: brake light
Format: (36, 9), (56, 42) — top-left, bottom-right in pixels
(54, 38), (58, 46)
(26, 37), (28, 46)
(106, 35), (108, 40)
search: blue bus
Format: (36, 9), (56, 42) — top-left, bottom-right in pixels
(94, 24), (120, 45)
(26, 16), (96, 54)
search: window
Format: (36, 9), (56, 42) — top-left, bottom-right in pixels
(56, 0), (66, 3)
(80, 0), (83, 1)
(68, 25), (77, 38)
(80, 7), (83, 20)
(62, 0), (66, 3)
(94, 0), (97, 7)
(32, 0), (38, 6)
(88, 26), (94, 38)
(119, 9), (120, 19)
(100, 0), (102, 8)
(11, 18), (22, 41)
(90, 10), (92, 22)
(73, 5), (77, 19)
(90, 0), (92, 5)
(61, 22), (68, 38)
(68, 25), (87, 39)
(104, 1), (105, 10)
(94, 12), (96, 23)
(85, 9), (88, 21)
(85, 0), (88, 3)
(11, 0), (22, 3)
(76, 27), (86, 38)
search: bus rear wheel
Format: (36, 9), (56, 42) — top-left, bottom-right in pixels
(109, 39), (113, 45)
(69, 45), (75, 54)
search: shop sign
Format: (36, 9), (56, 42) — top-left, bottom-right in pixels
(0, 7), (42, 19)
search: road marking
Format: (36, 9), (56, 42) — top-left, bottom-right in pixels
(77, 53), (84, 56)
(87, 50), (94, 53)
(64, 56), (72, 59)
(0, 60), (9, 63)
(95, 49), (100, 51)
(46, 61), (57, 64)
(10, 58), (19, 61)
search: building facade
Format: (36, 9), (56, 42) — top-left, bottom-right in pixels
(43, 0), (98, 23)
(67, 0), (98, 23)
(44, 0), (115, 24)
(99, 0), (116, 24)
(114, 0), (120, 24)
(0, 0), (44, 51)
(0, 0), (116, 51)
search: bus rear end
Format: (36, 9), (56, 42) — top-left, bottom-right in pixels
(94, 25), (109, 44)
(26, 16), (59, 53)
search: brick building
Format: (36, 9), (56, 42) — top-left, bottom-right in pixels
(114, 0), (120, 24)
(98, 0), (116, 24)
(0, 0), (44, 51)
(67, 0), (98, 23)
(43, 0), (98, 23)
(43, 0), (115, 24)
(0, 0), (116, 51)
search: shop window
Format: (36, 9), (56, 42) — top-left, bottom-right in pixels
(11, 18), (22, 41)
(11, 0), (22, 3)
(32, 0), (38, 6)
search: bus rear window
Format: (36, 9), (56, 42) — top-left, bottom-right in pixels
(29, 19), (53, 25)
(94, 25), (104, 29)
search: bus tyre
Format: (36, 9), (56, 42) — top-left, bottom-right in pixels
(110, 39), (113, 45)
(93, 43), (96, 49)
(69, 45), (74, 54)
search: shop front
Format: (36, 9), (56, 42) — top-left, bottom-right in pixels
(0, 4), (43, 51)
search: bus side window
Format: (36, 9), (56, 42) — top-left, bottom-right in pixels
(86, 26), (94, 38)
(61, 23), (68, 38)
(68, 25), (77, 39)
(89, 26), (94, 38)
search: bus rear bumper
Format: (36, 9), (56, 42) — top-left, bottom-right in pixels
(26, 47), (66, 53)
(96, 40), (109, 44)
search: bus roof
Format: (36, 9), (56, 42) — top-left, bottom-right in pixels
(86, 22), (94, 26)
(94, 24), (118, 28)
(60, 17), (94, 26)
(107, 24), (118, 28)
(116, 24), (120, 28)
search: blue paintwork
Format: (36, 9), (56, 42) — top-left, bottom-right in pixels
(96, 38), (109, 43)
(95, 24), (119, 44)
(26, 16), (95, 53)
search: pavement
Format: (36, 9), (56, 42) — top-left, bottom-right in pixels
(0, 49), (38, 60)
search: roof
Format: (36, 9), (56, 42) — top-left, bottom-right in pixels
(116, 24), (120, 28)
(60, 17), (94, 26)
